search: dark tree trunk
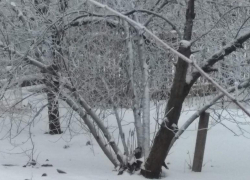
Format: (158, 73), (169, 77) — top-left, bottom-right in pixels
(34, 0), (63, 135)
(47, 38), (63, 135)
(47, 75), (62, 135)
(46, 5), (67, 134)
(141, 0), (195, 178)
(47, 91), (61, 134)
(45, 0), (69, 135)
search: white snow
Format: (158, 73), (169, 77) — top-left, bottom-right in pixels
(6, 66), (13, 71)
(180, 40), (191, 48)
(170, 30), (177, 34)
(172, 123), (177, 129)
(186, 74), (193, 84)
(0, 93), (250, 180)
(0, 40), (3, 47)
(10, 2), (16, 7)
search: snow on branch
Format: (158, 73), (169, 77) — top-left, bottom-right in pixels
(191, 30), (250, 85)
(25, 84), (46, 93)
(67, 16), (118, 29)
(71, 92), (126, 165)
(10, 1), (29, 30)
(124, 9), (182, 38)
(167, 78), (250, 154)
(0, 74), (44, 89)
(179, 40), (191, 48)
(86, 0), (250, 118)
(60, 91), (119, 167)
(0, 44), (50, 73)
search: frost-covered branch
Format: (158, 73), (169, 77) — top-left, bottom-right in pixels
(101, 77), (129, 156)
(10, 2), (30, 30)
(190, 30), (250, 85)
(60, 91), (119, 167)
(66, 16), (118, 29)
(0, 44), (52, 74)
(168, 78), (250, 153)
(124, 21), (143, 149)
(71, 92), (125, 165)
(1, 39), (126, 165)
(191, 6), (248, 45)
(124, 9), (181, 38)
(0, 74), (44, 89)
(87, 0), (250, 119)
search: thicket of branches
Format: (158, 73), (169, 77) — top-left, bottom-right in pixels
(1, 0), (250, 178)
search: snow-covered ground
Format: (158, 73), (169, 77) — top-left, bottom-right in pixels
(0, 92), (250, 180)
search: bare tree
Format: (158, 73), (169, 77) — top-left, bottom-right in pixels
(2, 0), (250, 178)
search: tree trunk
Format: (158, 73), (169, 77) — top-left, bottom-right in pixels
(141, 0), (195, 178)
(114, 106), (129, 155)
(34, 0), (62, 135)
(61, 91), (119, 167)
(47, 31), (62, 135)
(141, 37), (150, 158)
(124, 21), (143, 148)
(47, 78), (62, 134)
(134, 13), (150, 157)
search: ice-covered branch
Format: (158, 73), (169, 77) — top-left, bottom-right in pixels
(0, 44), (52, 74)
(0, 74), (44, 89)
(124, 21), (143, 149)
(124, 9), (181, 38)
(67, 16), (118, 29)
(190, 30), (250, 85)
(101, 77), (129, 156)
(10, 2), (29, 30)
(60, 91), (119, 167)
(70, 91), (126, 165)
(168, 78), (250, 153)
(87, 0), (250, 118)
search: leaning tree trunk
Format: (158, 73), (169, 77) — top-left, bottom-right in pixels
(141, 0), (195, 178)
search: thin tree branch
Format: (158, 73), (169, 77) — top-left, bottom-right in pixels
(191, 6), (250, 45)
(60, 91), (119, 167)
(235, 15), (250, 38)
(168, 78), (250, 153)
(190, 30), (250, 85)
(87, 0), (250, 118)
(124, 9), (181, 37)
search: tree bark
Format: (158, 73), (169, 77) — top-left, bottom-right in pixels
(124, 21), (143, 148)
(34, 0), (62, 135)
(46, 31), (62, 135)
(141, 0), (195, 178)
(139, 35), (150, 158)
(61, 91), (119, 167)
(134, 12), (150, 158)
(47, 76), (62, 134)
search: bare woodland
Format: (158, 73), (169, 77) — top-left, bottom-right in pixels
(1, 0), (250, 179)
